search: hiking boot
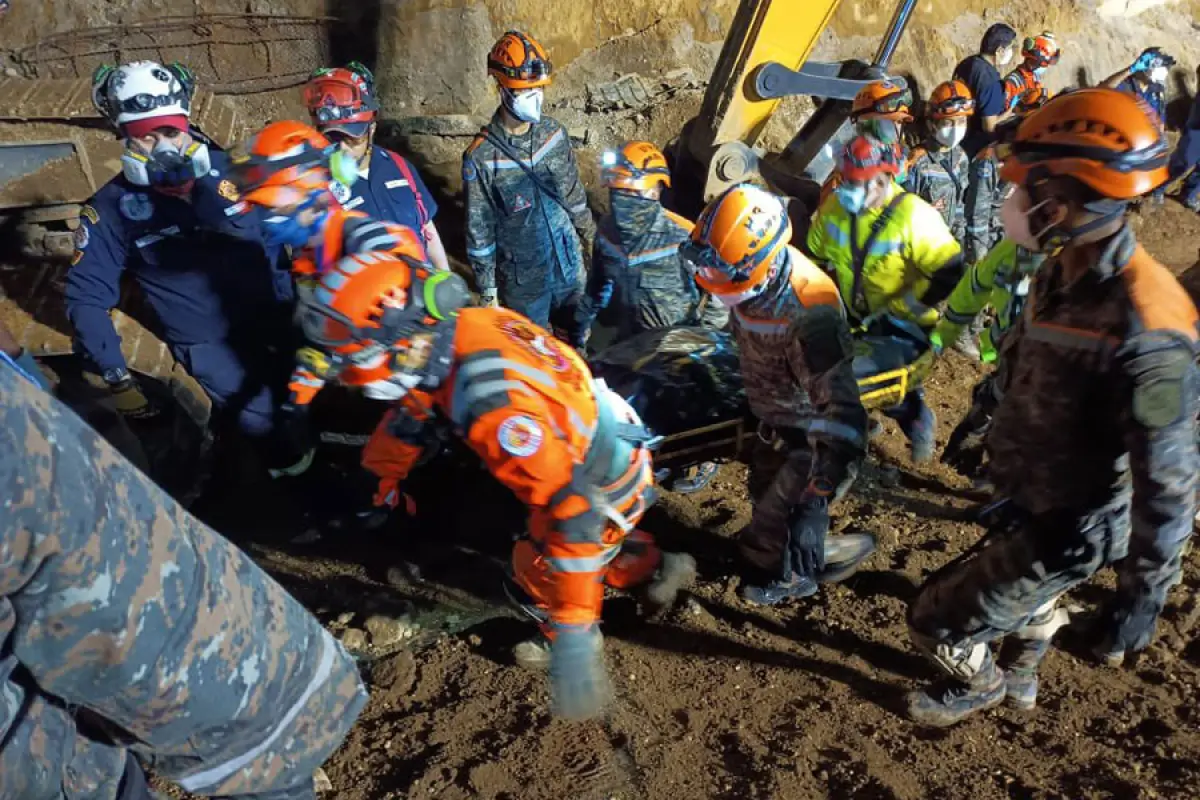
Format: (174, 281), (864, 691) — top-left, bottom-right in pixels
(952, 328), (980, 360)
(741, 575), (819, 606)
(910, 404), (937, 464)
(513, 635), (552, 670)
(644, 552), (698, 610)
(671, 462), (719, 494)
(907, 672), (1006, 727)
(1005, 670), (1039, 710)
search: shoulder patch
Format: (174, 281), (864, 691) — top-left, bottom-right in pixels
(330, 180), (353, 205)
(498, 415), (544, 457)
(80, 204), (99, 225)
(1129, 346), (1191, 429)
(74, 225), (90, 251)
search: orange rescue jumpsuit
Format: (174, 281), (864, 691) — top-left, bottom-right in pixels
(361, 306), (660, 628)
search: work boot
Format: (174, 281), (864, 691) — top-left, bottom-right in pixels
(513, 634), (552, 671)
(952, 327), (980, 360)
(1004, 670), (1039, 710)
(907, 665), (1006, 727)
(741, 575), (819, 606)
(909, 403), (937, 464)
(643, 552), (698, 610)
(671, 462), (719, 494)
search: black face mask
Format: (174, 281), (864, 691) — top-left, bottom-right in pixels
(610, 190), (659, 233)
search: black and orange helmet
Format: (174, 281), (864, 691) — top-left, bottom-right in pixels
(928, 80), (975, 120)
(231, 121), (338, 209)
(602, 141), (671, 193)
(487, 31), (553, 90)
(681, 184), (791, 304)
(997, 88), (1169, 199)
(839, 134), (903, 183)
(1021, 33), (1060, 69)
(852, 79), (914, 123)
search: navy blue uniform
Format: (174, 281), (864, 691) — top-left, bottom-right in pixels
(1169, 92), (1200, 207)
(65, 149), (293, 439)
(328, 144), (438, 234)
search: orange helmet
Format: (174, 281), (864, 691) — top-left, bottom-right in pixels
(680, 184), (791, 305)
(299, 251), (469, 388)
(928, 80), (975, 120)
(230, 121), (349, 209)
(997, 88), (1169, 199)
(488, 31), (553, 90)
(602, 141), (671, 193)
(839, 134), (902, 183)
(852, 79), (913, 123)
(304, 62), (379, 138)
(1022, 33), (1060, 69)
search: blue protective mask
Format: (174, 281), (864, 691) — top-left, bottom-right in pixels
(836, 184), (867, 215)
(263, 196), (329, 249)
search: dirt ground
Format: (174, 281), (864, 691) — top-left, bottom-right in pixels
(189, 197), (1200, 800)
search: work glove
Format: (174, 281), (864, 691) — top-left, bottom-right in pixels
(110, 374), (158, 419)
(1131, 47), (1163, 73)
(787, 485), (831, 581)
(480, 288), (499, 308)
(549, 623), (611, 720)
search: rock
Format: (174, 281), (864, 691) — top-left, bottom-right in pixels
(341, 628), (368, 651)
(568, 126), (590, 145)
(878, 466), (901, 488)
(365, 613), (414, 647)
(386, 563), (421, 587)
(313, 768), (333, 794)
(335, 612), (355, 627)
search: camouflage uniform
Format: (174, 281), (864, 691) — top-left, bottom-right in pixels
(910, 226), (1199, 687)
(572, 193), (703, 346)
(0, 360), (367, 799)
(962, 154), (1001, 265)
(904, 142), (970, 248)
(733, 247), (869, 576)
(463, 112), (596, 338)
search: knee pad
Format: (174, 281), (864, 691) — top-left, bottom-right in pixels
(909, 624), (992, 681)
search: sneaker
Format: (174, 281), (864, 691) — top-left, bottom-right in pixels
(670, 462), (719, 494)
(513, 636), (552, 670)
(644, 552), (698, 609)
(907, 673), (1006, 727)
(741, 575), (819, 606)
(1005, 670), (1039, 710)
(952, 328), (980, 360)
(910, 405), (937, 464)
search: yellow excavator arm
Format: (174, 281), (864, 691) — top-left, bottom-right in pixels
(685, 0), (918, 201)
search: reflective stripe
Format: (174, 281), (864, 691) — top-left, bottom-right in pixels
(567, 406), (596, 443)
(291, 374), (324, 388)
(313, 287), (335, 306)
(545, 549), (619, 574)
(603, 462), (648, 513)
(459, 356), (557, 391)
(468, 242), (497, 258)
(461, 379), (530, 411)
(825, 221), (848, 247)
(385, 179), (410, 189)
(177, 630), (339, 792)
(358, 233), (398, 253)
(733, 309), (790, 335)
(322, 270), (348, 291)
(806, 418), (866, 447)
(1025, 322), (1119, 355)
(492, 128), (565, 170)
(944, 307), (976, 325)
(344, 196), (365, 210)
(628, 245), (678, 266)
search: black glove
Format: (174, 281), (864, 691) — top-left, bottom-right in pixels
(787, 488), (830, 580)
(110, 375), (159, 420)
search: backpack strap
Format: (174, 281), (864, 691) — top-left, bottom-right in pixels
(848, 192), (909, 319)
(385, 149), (431, 232)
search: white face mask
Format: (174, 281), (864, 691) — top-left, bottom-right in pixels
(997, 46), (1015, 67)
(1000, 187), (1052, 252)
(933, 122), (967, 149)
(505, 88), (544, 123)
(1150, 66), (1169, 84)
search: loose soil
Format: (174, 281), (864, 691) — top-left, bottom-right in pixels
(200, 198), (1200, 800)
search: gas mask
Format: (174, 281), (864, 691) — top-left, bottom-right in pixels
(263, 195), (330, 249)
(122, 137), (211, 187)
(503, 87), (544, 123)
(835, 184), (868, 215)
(933, 122), (967, 149)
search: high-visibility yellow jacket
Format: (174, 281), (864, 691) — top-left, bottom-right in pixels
(807, 182), (962, 327)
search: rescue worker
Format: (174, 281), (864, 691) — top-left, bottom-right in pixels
(66, 61), (302, 471)
(820, 79), (914, 204)
(954, 23), (1018, 264)
(1003, 33), (1060, 113)
(683, 184), (874, 604)
(933, 237), (1046, 482)
(464, 30), (595, 339)
(1164, 67), (1200, 212)
(304, 62), (451, 272)
(905, 80), (974, 247)
(807, 134), (965, 461)
(907, 88), (1198, 726)
(1103, 47), (1176, 203)
(573, 141), (720, 347)
(289, 249), (696, 720)
(0, 354), (367, 798)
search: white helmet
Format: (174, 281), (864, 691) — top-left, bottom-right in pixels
(92, 60), (194, 132)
